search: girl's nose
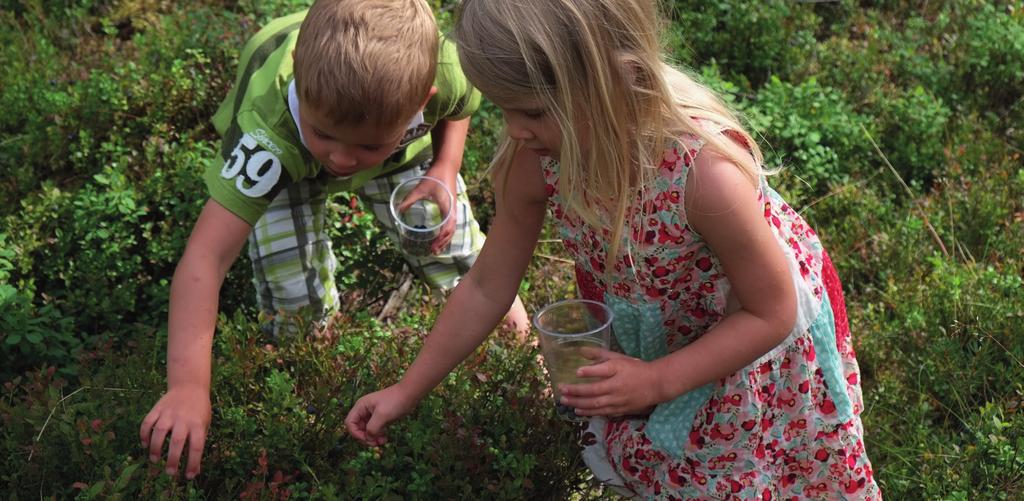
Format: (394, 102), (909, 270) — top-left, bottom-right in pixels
(505, 120), (534, 141)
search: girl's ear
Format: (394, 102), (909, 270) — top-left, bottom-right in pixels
(617, 52), (648, 90)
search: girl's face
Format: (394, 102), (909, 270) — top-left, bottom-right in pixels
(497, 99), (564, 158)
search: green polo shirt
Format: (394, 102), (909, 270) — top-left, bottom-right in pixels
(205, 10), (480, 225)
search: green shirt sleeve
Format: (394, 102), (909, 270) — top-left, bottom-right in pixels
(427, 36), (482, 122)
(204, 112), (305, 226)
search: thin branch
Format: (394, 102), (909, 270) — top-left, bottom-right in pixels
(535, 253), (574, 265)
(861, 124), (950, 259)
(30, 386), (145, 462)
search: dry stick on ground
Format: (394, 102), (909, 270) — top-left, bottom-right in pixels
(30, 386), (145, 462)
(800, 176), (878, 214)
(377, 271), (415, 322)
(861, 124), (951, 259)
(535, 253), (574, 265)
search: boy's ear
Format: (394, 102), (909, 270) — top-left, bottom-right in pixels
(421, 86), (438, 109)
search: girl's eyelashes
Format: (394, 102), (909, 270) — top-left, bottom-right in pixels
(523, 109), (546, 119)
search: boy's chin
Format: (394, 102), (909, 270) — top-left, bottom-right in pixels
(322, 164), (360, 177)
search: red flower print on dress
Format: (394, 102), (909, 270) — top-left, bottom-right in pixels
(709, 423), (737, 442)
(819, 398), (837, 415)
(661, 147), (682, 171)
(798, 379), (810, 394)
(845, 478), (867, 494)
(681, 147), (699, 167)
(689, 430), (706, 449)
(658, 225), (686, 245)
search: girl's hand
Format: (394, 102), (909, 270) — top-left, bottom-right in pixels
(397, 174), (457, 254)
(558, 349), (662, 417)
(344, 384), (418, 447)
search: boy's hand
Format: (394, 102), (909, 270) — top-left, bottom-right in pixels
(399, 173), (458, 254)
(344, 384), (418, 446)
(558, 349), (661, 417)
(139, 386), (212, 480)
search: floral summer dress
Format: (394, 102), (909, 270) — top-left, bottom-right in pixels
(540, 122), (881, 500)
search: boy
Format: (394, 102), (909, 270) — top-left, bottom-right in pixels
(139, 0), (529, 480)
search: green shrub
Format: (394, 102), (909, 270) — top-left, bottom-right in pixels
(2, 1), (1023, 499)
(875, 86), (951, 187)
(0, 233), (79, 380)
(0, 310), (600, 499)
(666, 0), (820, 89)
(957, 4), (1024, 112)
(744, 76), (873, 198)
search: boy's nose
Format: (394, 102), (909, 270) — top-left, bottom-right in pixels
(329, 149), (358, 168)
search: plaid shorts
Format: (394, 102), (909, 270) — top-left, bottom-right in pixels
(247, 160), (485, 331)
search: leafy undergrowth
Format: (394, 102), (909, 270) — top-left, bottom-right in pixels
(2, 0), (1023, 499)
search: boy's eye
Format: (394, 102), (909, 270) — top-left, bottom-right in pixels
(312, 128), (332, 140)
(360, 145), (382, 152)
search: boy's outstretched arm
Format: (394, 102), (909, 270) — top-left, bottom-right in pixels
(345, 147), (548, 446)
(139, 199), (251, 479)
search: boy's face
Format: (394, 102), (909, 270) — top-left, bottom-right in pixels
(298, 86), (437, 177)
(298, 101), (408, 177)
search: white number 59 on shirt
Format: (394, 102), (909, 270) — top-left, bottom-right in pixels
(221, 133), (282, 198)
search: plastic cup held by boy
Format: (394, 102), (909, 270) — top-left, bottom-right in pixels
(388, 176), (453, 256)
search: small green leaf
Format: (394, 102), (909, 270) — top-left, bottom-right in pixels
(113, 462), (141, 491)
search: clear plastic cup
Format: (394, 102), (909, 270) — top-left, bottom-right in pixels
(388, 176), (453, 256)
(533, 299), (613, 421)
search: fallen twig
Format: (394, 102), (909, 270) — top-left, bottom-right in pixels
(30, 386), (145, 462)
(861, 124), (950, 259)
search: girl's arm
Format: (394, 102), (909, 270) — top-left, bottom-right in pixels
(345, 147), (548, 445)
(562, 149), (796, 416)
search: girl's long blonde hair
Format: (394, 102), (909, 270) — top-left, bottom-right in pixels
(455, 0), (763, 264)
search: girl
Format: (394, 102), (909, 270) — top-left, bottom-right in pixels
(346, 0), (881, 498)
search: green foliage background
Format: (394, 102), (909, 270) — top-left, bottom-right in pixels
(1, 0), (1022, 498)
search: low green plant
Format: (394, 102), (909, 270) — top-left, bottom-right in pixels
(744, 76), (872, 199)
(666, 0), (819, 89)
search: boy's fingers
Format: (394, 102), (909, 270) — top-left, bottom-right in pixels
(140, 409), (159, 446)
(165, 427), (188, 475)
(185, 429), (207, 479)
(432, 227), (454, 253)
(148, 418), (171, 463)
(398, 185), (433, 212)
(396, 196), (417, 213)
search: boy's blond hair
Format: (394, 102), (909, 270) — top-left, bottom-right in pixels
(294, 0), (439, 127)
